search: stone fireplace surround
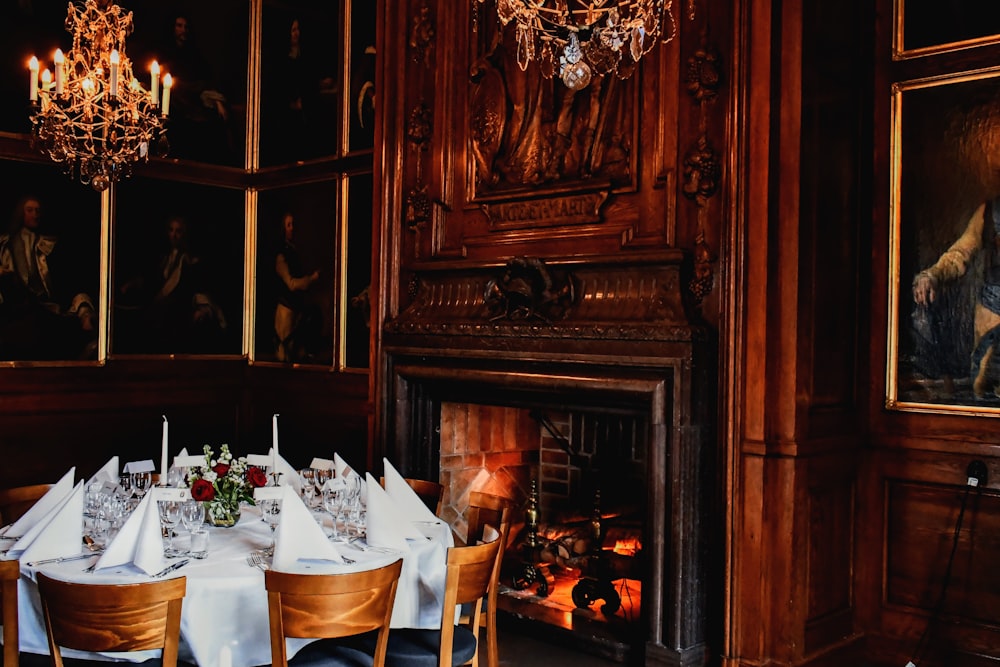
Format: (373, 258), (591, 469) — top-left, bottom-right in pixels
(380, 253), (718, 666)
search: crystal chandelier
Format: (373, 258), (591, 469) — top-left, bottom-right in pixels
(27, 0), (169, 192)
(477, 0), (682, 90)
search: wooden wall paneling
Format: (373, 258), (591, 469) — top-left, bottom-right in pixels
(245, 366), (370, 470)
(0, 360), (246, 488)
(728, 0), (867, 663)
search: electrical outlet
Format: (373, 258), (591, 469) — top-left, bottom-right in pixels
(967, 460), (988, 487)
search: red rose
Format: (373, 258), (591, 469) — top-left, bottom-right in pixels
(246, 466), (268, 488)
(212, 462), (231, 477)
(191, 478), (216, 501)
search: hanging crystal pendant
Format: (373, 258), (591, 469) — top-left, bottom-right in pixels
(561, 59), (592, 90)
(564, 32), (583, 64)
(516, 22), (534, 71)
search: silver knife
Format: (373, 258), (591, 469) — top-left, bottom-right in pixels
(27, 552), (97, 567)
(153, 559), (189, 578)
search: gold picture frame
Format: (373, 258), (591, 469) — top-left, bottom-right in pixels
(887, 68), (1000, 415)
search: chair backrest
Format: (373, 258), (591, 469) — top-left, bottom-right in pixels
(466, 491), (512, 660)
(439, 531), (504, 667)
(380, 476), (444, 516)
(0, 484), (53, 525)
(466, 491), (512, 548)
(1, 559), (19, 667)
(37, 573), (186, 667)
(264, 558), (404, 667)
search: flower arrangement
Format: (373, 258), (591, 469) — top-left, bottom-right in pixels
(188, 444), (267, 526)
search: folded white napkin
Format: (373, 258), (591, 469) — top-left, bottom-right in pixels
(382, 457), (440, 524)
(363, 473), (424, 552)
(93, 490), (167, 575)
(17, 481), (85, 564)
(333, 453), (356, 480)
(2, 467), (75, 538)
(272, 484), (343, 571)
(267, 448), (301, 495)
(86, 457), (119, 488)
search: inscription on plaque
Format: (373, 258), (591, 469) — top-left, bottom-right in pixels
(482, 192), (608, 231)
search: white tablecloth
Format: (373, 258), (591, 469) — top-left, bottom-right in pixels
(13, 506), (454, 667)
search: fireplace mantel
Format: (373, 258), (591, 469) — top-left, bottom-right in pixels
(380, 253), (717, 666)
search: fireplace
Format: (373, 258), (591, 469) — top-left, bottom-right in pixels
(380, 254), (718, 666)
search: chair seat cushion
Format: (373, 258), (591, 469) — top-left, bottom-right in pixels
(289, 637), (381, 667)
(368, 626), (478, 667)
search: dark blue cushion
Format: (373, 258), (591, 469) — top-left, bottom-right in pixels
(366, 626), (477, 667)
(288, 636), (382, 667)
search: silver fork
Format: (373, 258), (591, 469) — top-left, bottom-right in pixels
(247, 552), (269, 571)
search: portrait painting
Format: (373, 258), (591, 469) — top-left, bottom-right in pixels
(345, 0), (377, 155)
(896, 0), (1000, 55)
(123, 0), (250, 167)
(111, 178), (245, 356)
(255, 183), (337, 367)
(0, 160), (102, 363)
(889, 70), (1000, 413)
(258, 1), (340, 166)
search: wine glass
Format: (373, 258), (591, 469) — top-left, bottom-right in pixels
(131, 471), (152, 500)
(298, 468), (316, 507)
(180, 499), (205, 554)
(259, 499), (282, 556)
(322, 487), (343, 541)
(314, 468), (332, 496)
(158, 500), (183, 557)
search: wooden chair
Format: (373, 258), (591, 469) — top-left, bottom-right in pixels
(463, 492), (512, 667)
(1, 559), (19, 667)
(0, 484), (52, 526)
(36, 573), (186, 667)
(380, 476), (445, 517)
(264, 558), (404, 667)
(373, 530), (504, 667)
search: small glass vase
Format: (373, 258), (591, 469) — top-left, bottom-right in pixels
(205, 500), (240, 528)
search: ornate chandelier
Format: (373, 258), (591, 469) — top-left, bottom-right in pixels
(27, 0), (169, 192)
(477, 0), (683, 90)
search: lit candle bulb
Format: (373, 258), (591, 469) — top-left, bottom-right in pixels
(150, 60), (160, 105)
(54, 49), (64, 96)
(40, 69), (51, 109)
(28, 56), (38, 101)
(161, 74), (171, 116)
(109, 49), (119, 98)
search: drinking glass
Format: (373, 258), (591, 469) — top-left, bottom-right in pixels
(180, 499), (205, 554)
(131, 471), (152, 500)
(321, 488), (343, 541)
(298, 468), (316, 507)
(158, 500), (183, 557)
(314, 468), (332, 496)
(259, 499), (282, 555)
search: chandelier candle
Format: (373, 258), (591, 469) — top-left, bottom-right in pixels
(28, 57), (38, 101)
(162, 74), (171, 116)
(54, 50), (64, 95)
(109, 49), (119, 97)
(150, 60), (159, 105)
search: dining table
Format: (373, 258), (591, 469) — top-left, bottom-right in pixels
(12, 504), (455, 667)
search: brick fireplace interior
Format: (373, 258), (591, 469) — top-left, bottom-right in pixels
(438, 402), (649, 661)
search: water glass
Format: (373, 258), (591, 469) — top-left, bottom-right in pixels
(158, 500), (183, 557)
(259, 499), (282, 555)
(180, 499), (205, 554)
(189, 528), (210, 559)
